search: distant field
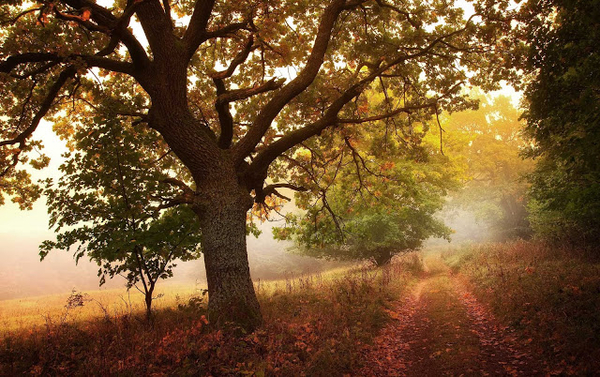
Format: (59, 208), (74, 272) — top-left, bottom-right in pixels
(0, 224), (347, 301)
(0, 265), (354, 334)
(0, 284), (200, 333)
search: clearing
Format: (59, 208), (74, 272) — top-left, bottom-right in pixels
(360, 254), (543, 376)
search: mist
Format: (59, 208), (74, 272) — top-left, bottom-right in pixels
(0, 221), (345, 301)
(425, 208), (495, 248)
(0, 201), (494, 302)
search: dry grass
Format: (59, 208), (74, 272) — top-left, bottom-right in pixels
(0, 252), (424, 376)
(0, 264), (362, 334)
(0, 283), (206, 334)
(443, 241), (600, 375)
(0, 261), (365, 335)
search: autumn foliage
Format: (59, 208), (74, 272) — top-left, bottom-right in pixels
(0, 254), (423, 375)
(444, 241), (600, 375)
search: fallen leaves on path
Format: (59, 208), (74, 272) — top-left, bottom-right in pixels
(453, 277), (543, 376)
(359, 259), (544, 376)
(358, 288), (420, 376)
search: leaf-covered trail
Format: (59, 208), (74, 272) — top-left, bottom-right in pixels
(359, 254), (542, 376)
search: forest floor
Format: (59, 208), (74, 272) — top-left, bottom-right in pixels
(359, 254), (543, 376)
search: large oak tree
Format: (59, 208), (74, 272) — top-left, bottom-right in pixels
(0, 0), (513, 330)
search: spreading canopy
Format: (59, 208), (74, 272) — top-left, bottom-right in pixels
(1, 0), (513, 204)
(0, 0), (516, 329)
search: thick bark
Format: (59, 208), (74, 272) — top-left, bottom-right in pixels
(195, 188), (262, 331)
(148, 81), (262, 330)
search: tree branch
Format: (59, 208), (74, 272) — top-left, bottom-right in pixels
(216, 78), (285, 104)
(1, 66), (77, 177)
(210, 36), (255, 80)
(1, 7), (42, 25)
(53, 7), (107, 33)
(79, 55), (135, 75)
(321, 191), (345, 240)
(208, 75), (234, 150)
(247, 72), (373, 175)
(162, 0), (173, 27)
(246, 14), (477, 175)
(203, 22), (249, 40)
(210, 37), (281, 149)
(209, 36), (256, 149)
(337, 102), (435, 124)
(150, 195), (193, 212)
(60, 0), (150, 68)
(235, 0), (466, 164)
(0, 53), (59, 73)
(161, 177), (195, 196)
(374, 0), (421, 29)
(134, 0), (179, 60)
(183, 0), (216, 57)
(343, 136), (383, 195)
(149, 177), (195, 212)
(259, 183), (308, 202)
(232, 0), (351, 164)
(0, 52), (134, 77)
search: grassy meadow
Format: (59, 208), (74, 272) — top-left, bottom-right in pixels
(0, 284), (202, 334)
(0, 253), (424, 375)
(0, 264), (357, 334)
(2, 242), (600, 375)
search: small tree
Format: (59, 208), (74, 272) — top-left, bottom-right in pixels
(40, 112), (202, 320)
(274, 114), (454, 266)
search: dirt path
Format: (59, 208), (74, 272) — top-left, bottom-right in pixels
(359, 255), (542, 376)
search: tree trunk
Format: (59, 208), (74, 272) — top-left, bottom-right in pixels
(373, 248), (393, 267)
(148, 102), (262, 331)
(196, 192), (262, 332)
(145, 283), (155, 322)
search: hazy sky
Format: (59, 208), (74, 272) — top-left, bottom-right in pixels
(0, 121), (64, 236)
